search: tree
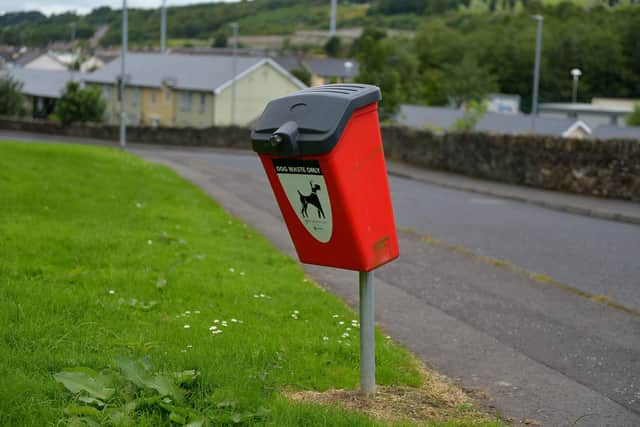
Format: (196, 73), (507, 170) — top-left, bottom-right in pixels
(212, 31), (227, 48)
(355, 35), (419, 120)
(453, 100), (488, 131)
(440, 56), (498, 107)
(54, 81), (105, 125)
(324, 35), (341, 57)
(0, 75), (26, 117)
(290, 67), (311, 86)
(626, 103), (640, 126)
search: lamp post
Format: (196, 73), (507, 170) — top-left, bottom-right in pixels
(329, 0), (337, 36)
(530, 14), (543, 132)
(119, 0), (128, 149)
(571, 68), (582, 104)
(160, 0), (167, 53)
(230, 22), (238, 125)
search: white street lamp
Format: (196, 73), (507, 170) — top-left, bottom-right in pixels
(571, 68), (582, 104)
(344, 61), (353, 83)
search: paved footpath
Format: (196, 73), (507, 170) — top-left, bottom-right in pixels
(131, 145), (640, 427)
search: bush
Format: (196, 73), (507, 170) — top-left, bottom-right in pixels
(0, 75), (26, 117)
(54, 81), (106, 126)
(626, 103), (640, 126)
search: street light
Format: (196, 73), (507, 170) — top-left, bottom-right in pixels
(571, 68), (582, 104)
(120, 0), (128, 148)
(530, 14), (543, 132)
(344, 61), (353, 83)
(230, 22), (238, 125)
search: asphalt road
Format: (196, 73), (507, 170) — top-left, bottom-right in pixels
(175, 149), (640, 312)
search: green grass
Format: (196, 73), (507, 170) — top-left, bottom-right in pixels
(0, 142), (501, 426)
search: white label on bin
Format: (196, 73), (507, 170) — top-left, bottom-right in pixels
(273, 159), (333, 243)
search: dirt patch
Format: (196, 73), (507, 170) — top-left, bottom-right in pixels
(285, 368), (497, 425)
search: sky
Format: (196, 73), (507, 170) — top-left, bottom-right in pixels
(0, 1), (237, 16)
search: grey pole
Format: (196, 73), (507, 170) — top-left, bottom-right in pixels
(230, 22), (238, 125)
(119, 0), (128, 149)
(160, 0), (167, 53)
(70, 23), (76, 44)
(329, 0), (337, 36)
(530, 15), (543, 132)
(359, 270), (375, 395)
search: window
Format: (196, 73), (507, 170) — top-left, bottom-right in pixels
(180, 92), (192, 112)
(131, 88), (140, 106)
(199, 93), (206, 113)
(102, 85), (111, 99)
(151, 90), (157, 104)
(165, 88), (171, 102)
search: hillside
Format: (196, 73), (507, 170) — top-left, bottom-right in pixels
(0, 0), (637, 48)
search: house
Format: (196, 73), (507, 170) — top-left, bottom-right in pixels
(486, 93), (520, 114)
(396, 105), (463, 132)
(16, 50), (69, 71)
(592, 125), (640, 141)
(7, 68), (81, 118)
(476, 113), (591, 139)
(80, 54), (117, 73)
(84, 53), (306, 127)
(539, 102), (633, 127)
(302, 58), (359, 85)
(396, 104), (591, 138)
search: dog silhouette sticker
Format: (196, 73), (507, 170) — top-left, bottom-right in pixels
(273, 159), (332, 243)
(298, 181), (325, 219)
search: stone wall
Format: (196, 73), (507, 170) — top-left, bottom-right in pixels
(1, 117), (638, 201)
(381, 128), (640, 201)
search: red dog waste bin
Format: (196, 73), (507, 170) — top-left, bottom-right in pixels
(251, 84), (398, 271)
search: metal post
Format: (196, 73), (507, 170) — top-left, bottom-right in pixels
(70, 23), (76, 44)
(160, 0), (167, 53)
(120, 0), (128, 149)
(359, 270), (375, 395)
(330, 0), (337, 36)
(530, 15), (543, 132)
(230, 22), (238, 125)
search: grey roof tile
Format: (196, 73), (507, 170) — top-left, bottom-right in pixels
(8, 68), (82, 98)
(303, 57), (359, 78)
(84, 52), (267, 92)
(592, 125), (640, 140)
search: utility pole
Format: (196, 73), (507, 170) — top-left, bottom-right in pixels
(230, 22), (238, 125)
(329, 0), (337, 36)
(120, 0), (128, 149)
(160, 0), (167, 53)
(530, 15), (543, 133)
(70, 22), (76, 44)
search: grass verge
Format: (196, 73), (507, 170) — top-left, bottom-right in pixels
(0, 141), (501, 426)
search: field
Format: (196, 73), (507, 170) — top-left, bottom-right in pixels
(0, 141), (500, 426)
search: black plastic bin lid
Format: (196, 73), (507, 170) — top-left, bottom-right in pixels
(251, 84), (381, 156)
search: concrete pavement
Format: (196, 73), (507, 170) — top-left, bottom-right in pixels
(132, 145), (640, 426)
